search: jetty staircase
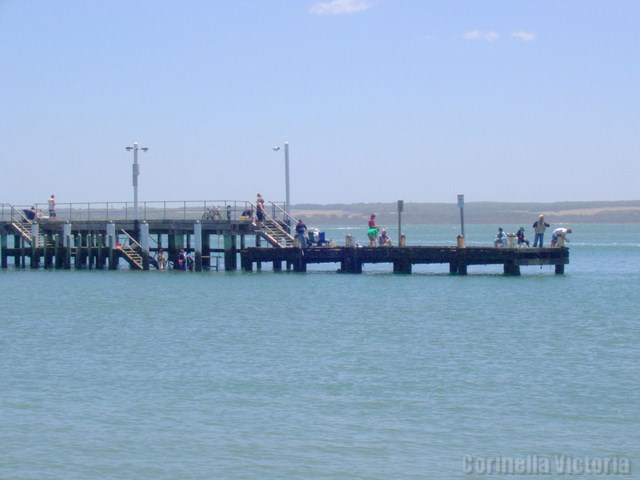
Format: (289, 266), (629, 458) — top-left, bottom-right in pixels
(117, 229), (144, 270)
(253, 202), (296, 248)
(7, 205), (53, 248)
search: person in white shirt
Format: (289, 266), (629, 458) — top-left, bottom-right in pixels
(550, 227), (572, 247)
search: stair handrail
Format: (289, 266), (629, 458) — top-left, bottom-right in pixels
(9, 204), (32, 225)
(119, 229), (143, 250)
(254, 205), (293, 238)
(268, 201), (298, 227)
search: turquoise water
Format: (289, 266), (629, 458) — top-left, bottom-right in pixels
(1, 225), (639, 479)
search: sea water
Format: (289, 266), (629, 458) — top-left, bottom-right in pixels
(1, 224), (639, 479)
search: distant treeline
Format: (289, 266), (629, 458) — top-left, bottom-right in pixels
(291, 200), (640, 225)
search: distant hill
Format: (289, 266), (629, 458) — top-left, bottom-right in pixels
(291, 200), (640, 225)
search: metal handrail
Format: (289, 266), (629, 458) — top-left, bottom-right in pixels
(268, 201), (298, 226)
(120, 229), (143, 249)
(0, 200), (260, 223)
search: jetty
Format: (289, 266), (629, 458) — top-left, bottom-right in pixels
(1, 201), (569, 275)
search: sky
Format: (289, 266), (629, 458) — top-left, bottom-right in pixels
(1, 0), (638, 207)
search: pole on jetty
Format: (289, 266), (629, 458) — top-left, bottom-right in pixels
(457, 194), (465, 238)
(397, 200), (404, 246)
(126, 142), (149, 221)
(273, 142), (291, 223)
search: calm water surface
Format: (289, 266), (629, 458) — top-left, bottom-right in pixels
(1, 224), (639, 479)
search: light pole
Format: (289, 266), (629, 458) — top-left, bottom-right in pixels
(125, 142), (149, 221)
(273, 142), (290, 222)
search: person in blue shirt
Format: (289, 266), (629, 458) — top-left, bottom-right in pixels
(295, 219), (308, 247)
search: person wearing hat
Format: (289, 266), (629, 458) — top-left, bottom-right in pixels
(516, 227), (530, 247)
(532, 214), (550, 247)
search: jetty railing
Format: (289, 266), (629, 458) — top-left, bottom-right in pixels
(1, 200), (286, 223)
(268, 201), (298, 227)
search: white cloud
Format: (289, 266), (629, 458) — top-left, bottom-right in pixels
(309, 0), (373, 16)
(511, 31), (536, 42)
(463, 30), (499, 42)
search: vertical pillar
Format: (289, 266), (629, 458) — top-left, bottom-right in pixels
(255, 234), (262, 270)
(43, 234), (52, 269)
(555, 263), (565, 275)
(224, 234), (237, 271)
(503, 260), (521, 276)
(1, 234), (7, 269)
(31, 223), (40, 269)
(202, 231), (211, 269)
(194, 222), (203, 272)
(75, 233), (83, 269)
(19, 235), (26, 268)
(63, 222), (72, 270)
(96, 233), (104, 270)
(141, 222), (150, 270)
(106, 223), (117, 270)
(54, 233), (63, 269)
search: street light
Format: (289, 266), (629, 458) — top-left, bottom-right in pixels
(272, 142), (290, 222)
(125, 142), (149, 221)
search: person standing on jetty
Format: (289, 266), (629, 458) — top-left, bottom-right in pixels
(48, 194), (57, 219)
(532, 214), (550, 247)
(295, 219), (308, 247)
(256, 193), (265, 224)
(368, 214), (378, 230)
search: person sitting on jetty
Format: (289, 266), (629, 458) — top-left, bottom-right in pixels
(516, 227), (530, 247)
(532, 214), (550, 247)
(378, 228), (392, 246)
(550, 227), (572, 247)
(295, 219), (308, 247)
(494, 227), (508, 247)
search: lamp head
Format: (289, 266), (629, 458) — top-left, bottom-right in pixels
(141, 147), (149, 152)
(273, 147), (280, 151)
(126, 147), (133, 151)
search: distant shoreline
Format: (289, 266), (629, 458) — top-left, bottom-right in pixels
(291, 200), (640, 225)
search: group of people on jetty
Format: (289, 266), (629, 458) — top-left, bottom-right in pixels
(24, 194), (58, 221)
(366, 214), (393, 247)
(494, 214), (572, 248)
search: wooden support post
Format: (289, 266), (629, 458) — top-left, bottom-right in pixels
(96, 233), (103, 270)
(393, 257), (412, 274)
(141, 222), (150, 271)
(19, 235), (26, 269)
(75, 234), (84, 270)
(202, 231), (211, 269)
(293, 250), (307, 272)
(273, 261), (282, 271)
(1, 234), (7, 269)
(241, 250), (253, 271)
(503, 260), (521, 276)
(194, 222), (203, 272)
(55, 234), (63, 269)
(255, 234), (262, 270)
(555, 263), (565, 275)
(224, 234), (237, 271)
(30, 223), (40, 269)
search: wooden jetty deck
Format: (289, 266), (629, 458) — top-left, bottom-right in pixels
(1, 201), (569, 275)
(241, 245), (569, 275)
